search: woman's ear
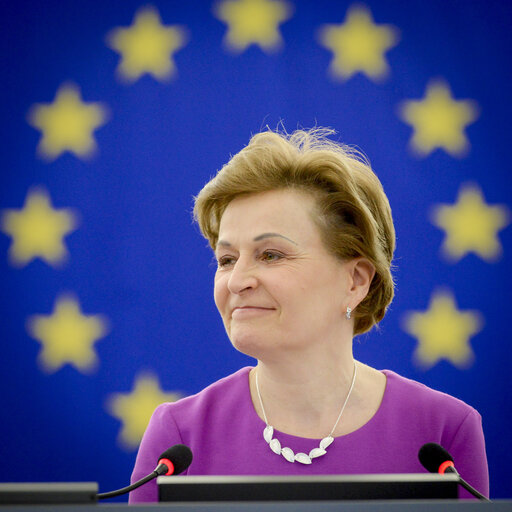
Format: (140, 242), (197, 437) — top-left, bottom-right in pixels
(348, 257), (376, 305)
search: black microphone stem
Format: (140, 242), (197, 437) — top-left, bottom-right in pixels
(458, 476), (490, 502)
(97, 470), (158, 500)
(443, 467), (489, 501)
(96, 444), (192, 500)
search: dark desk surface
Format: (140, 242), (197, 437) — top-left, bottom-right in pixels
(0, 502), (511, 512)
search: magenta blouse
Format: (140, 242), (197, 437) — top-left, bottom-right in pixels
(129, 367), (489, 502)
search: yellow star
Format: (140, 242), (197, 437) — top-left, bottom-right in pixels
(214, 0), (292, 53)
(27, 83), (108, 161)
(399, 80), (479, 157)
(107, 6), (187, 82)
(432, 184), (509, 262)
(318, 5), (399, 81)
(27, 295), (109, 374)
(403, 290), (483, 368)
(107, 374), (181, 449)
(1, 188), (78, 267)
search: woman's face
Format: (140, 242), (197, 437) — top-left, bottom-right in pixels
(213, 188), (356, 359)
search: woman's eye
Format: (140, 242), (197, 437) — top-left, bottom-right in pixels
(217, 256), (236, 268)
(261, 251), (283, 262)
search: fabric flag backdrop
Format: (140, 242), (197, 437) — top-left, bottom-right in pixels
(1, 0), (510, 501)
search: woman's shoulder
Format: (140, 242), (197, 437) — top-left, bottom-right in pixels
(154, 366), (253, 418)
(380, 369), (480, 421)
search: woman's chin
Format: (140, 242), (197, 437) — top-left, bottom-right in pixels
(229, 332), (271, 359)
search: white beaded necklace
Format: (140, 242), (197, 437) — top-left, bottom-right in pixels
(255, 362), (357, 465)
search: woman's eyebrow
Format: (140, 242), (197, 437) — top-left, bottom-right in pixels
(253, 233), (298, 245)
(217, 232), (298, 248)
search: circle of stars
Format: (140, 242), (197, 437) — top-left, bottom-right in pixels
(1, 2), (510, 453)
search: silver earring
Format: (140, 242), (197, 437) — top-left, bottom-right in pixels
(346, 307), (352, 319)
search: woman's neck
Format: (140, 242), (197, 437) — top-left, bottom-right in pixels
(249, 343), (359, 439)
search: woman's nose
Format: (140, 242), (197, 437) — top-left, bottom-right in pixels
(227, 258), (258, 294)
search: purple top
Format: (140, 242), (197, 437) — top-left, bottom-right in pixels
(129, 367), (488, 502)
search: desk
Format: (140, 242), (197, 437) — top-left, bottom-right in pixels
(0, 502), (511, 512)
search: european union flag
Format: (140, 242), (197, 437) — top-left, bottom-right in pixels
(1, 0), (510, 500)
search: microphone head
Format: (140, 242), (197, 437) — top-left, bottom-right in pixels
(418, 442), (454, 473)
(158, 444), (193, 475)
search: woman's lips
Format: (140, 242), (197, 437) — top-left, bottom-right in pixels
(231, 307), (275, 319)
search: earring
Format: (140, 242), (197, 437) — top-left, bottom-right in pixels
(346, 307), (352, 320)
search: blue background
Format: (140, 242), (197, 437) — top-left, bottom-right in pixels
(0, 0), (510, 501)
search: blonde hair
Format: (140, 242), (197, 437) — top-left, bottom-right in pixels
(193, 127), (395, 335)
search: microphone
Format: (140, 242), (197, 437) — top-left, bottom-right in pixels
(418, 443), (489, 501)
(97, 444), (193, 500)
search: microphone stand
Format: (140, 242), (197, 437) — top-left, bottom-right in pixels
(97, 464), (167, 500)
(445, 468), (490, 502)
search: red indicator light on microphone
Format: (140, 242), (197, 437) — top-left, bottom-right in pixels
(439, 460), (455, 474)
(158, 458), (175, 476)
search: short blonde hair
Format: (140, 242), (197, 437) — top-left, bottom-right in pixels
(193, 128), (395, 335)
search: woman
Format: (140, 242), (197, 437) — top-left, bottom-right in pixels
(129, 128), (488, 502)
